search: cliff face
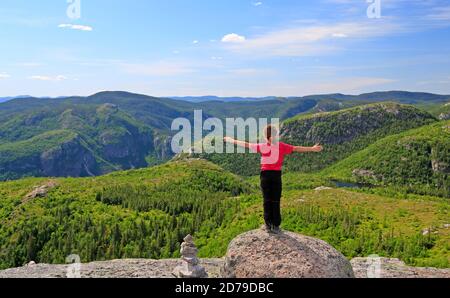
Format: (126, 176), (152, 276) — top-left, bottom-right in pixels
(0, 104), (159, 180)
(40, 136), (99, 177)
(99, 128), (153, 169)
(152, 135), (173, 161)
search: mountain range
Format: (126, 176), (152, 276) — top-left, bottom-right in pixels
(0, 90), (449, 181)
(3, 91), (449, 104)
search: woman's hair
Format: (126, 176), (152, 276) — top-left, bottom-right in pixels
(264, 124), (278, 142)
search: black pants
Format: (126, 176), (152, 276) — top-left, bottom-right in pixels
(260, 171), (282, 227)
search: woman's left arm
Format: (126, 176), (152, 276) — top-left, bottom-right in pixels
(293, 144), (323, 153)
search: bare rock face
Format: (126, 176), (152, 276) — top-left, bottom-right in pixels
(222, 229), (354, 278)
(439, 112), (450, 120)
(24, 180), (59, 201)
(40, 137), (98, 177)
(153, 135), (173, 160)
(351, 258), (450, 278)
(352, 169), (378, 180)
(0, 259), (222, 279)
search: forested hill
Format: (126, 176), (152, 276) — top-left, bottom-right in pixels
(0, 103), (155, 181)
(0, 159), (250, 270)
(282, 103), (437, 172)
(322, 120), (450, 197)
(199, 103), (437, 176)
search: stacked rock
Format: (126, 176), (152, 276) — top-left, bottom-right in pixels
(173, 235), (208, 278)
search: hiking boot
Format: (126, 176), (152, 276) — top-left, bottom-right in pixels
(271, 226), (282, 234)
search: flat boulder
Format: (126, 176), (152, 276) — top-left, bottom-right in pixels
(222, 229), (354, 278)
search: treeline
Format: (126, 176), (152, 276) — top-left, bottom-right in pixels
(282, 205), (440, 267)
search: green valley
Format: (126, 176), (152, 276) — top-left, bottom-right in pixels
(0, 160), (448, 270)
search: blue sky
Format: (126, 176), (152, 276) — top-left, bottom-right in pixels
(1, 0), (450, 97)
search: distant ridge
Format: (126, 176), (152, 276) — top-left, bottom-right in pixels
(169, 95), (279, 103)
(0, 95), (32, 103)
(301, 91), (450, 104)
(2, 91), (449, 104)
(0, 95), (68, 103)
(169, 91), (450, 103)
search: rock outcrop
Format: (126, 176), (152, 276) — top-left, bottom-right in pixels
(2, 257), (449, 278)
(0, 259), (222, 279)
(351, 258), (450, 278)
(1, 230), (448, 278)
(222, 229), (354, 278)
(439, 112), (450, 121)
(23, 180), (59, 202)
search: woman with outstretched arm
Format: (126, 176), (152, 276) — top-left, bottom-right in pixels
(224, 125), (323, 234)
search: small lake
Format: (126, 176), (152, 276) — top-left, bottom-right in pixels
(331, 180), (373, 189)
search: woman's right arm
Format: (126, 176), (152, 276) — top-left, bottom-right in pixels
(223, 137), (251, 149)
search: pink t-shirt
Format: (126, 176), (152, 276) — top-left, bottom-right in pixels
(250, 142), (295, 171)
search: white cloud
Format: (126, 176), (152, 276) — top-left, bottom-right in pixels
(418, 76), (450, 85)
(29, 75), (67, 81)
(215, 77), (395, 97)
(228, 68), (275, 76)
(253, 2), (263, 6)
(0, 73), (11, 79)
(221, 33), (246, 43)
(121, 61), (195, 76)
(192, 40), (199, 44)
(160, 76), (395, 97)
(58, 24), (93, 31)
(223, 22), (402, 57)
(303, 77), (396, 94)
(18, 62), (43, 67)
(29, 75), (50, 81)
(426, 6), (450, 21)
(332, 33), (348, 38)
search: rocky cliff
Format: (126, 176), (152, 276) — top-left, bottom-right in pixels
(0, 104), (158, 180)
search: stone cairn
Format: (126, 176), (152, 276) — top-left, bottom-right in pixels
(173, 235), (208, 278)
